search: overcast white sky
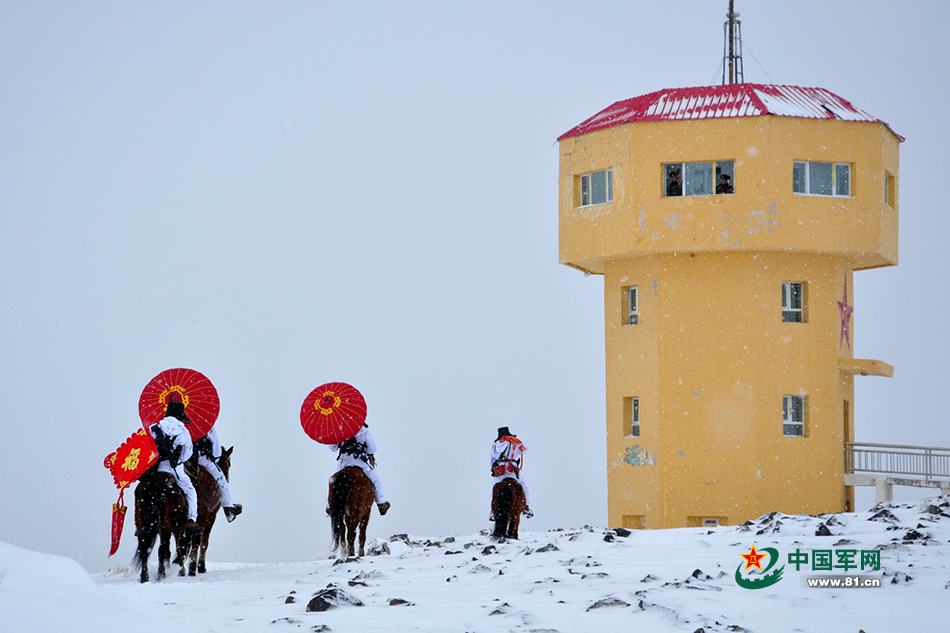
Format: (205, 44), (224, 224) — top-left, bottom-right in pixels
(2, 1), (949, 575)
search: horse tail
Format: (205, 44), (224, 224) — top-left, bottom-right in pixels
(491, 480), (514, 542)
(329, 469), (351, 553)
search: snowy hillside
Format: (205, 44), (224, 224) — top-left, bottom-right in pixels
(3, 497), (950, 633)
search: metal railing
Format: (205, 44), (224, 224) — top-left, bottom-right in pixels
(845, 442), (950, 481)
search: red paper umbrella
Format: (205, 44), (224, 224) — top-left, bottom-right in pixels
(300, 382), (367, 444)
(138, 368), (220, 441)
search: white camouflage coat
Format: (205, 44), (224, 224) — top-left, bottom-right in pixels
(149, 416), (197, 521)
(490, 437), (531, 506)
(197, 427), (235, 508)
(329, 426), (386, 504)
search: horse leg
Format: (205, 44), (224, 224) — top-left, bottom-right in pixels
(189, 540), (198, 576)
(510, 485), (526, 539)
(197, 534), (208, 574)
(345, 512), (358, 557)
(173, 534), (183, 576)
(184, 531), (195, 576)
(168, 518), (186, 578)
(134, 499), (148, 583)
(198, 518), (213, 573)
(491, 483), (510, 542)
(509, 513), (521, 540)
(508, 485), (523, 539)
(157, 529), (170, 579)
(135, 474), (166, 584)
(358, 511), (370, 558)
(136, 535), (151, 583)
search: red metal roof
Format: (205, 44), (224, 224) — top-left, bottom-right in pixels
(558, 84), (902, 141)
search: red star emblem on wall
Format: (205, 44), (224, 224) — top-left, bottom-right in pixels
(740, 544), (766, 571)
(838, 276), (854, 350)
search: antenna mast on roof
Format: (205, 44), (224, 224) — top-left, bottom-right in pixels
(722, 0), (744, 85)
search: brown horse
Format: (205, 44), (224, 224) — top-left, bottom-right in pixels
(177, 446), (233, 576)
(329, 466), (374, 557)
(131, 448), (234, 582)
(491, 478), (526, 541)
(132, 466), (187, 583)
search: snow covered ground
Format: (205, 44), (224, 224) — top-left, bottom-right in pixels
(3, 496), (949, 633)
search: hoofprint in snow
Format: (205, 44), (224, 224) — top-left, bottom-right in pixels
(4, 498), (948, 633)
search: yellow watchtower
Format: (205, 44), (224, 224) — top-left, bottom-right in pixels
(557, 84), (901, 529)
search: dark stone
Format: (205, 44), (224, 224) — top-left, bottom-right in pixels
(613, 527), (632, 537)
(868, 509), (897, 523)
(489, 602), (511, 616)
(902, 529), (926, 542)
(587, 597), (630, 611)
(815, 523), (832, 536)
(306, 595), (334, 612)
(481, 545), (496, 556)
(306, 587), (364, 612)
(389, 598), (411, 606)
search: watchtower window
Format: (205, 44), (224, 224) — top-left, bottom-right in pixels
(781, 281), (806, 322)
(885, 171), (896, 207)
(623, 286), (639, 326)
(793, 161), (851, 197)
(665, 160), (734, 197)
(783, 394), (806, 437)
(579, 169), (613, 206)
(624, 397), (640, 437)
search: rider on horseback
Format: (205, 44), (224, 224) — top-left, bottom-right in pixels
(194, 426), (243, 523)
(328, 423), (391, 516)
(149, 399), (200, 534)
(490, 426), (533, 519)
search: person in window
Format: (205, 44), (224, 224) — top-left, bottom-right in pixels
(194, 426), (243, 522)
(716, 173), (734, 194)
(149, 399), (200, 534)
(666, 171), (682, 197)
(490, 426), (533, 519)
(327, 423), (391, 516)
